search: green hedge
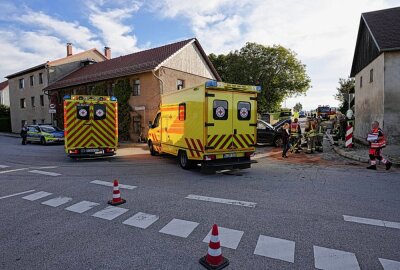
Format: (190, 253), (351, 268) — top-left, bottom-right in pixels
(0, 117), (11, 132)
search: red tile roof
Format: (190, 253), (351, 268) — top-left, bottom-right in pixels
(0, 80), (8, 90)
(44, 38), (220, 91)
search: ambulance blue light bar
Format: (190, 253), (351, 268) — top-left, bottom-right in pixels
(205, 80), (218, 87)
(110, 96), (117, 101)
(64, 95), (71, 100)
(255, 86), (262, 92)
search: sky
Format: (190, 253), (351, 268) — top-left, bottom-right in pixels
(0, 0), (398, 110)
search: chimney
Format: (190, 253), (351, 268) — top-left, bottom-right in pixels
(67, 43), (73, 56)
(104, 46), (111, 60)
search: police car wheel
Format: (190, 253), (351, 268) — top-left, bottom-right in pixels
(178, 151), (193, 170)
(40, 137), (46, 145)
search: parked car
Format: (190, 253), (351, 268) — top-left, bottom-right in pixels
(272, 118), (292, 132)
(26, 125), (64, 145)
(257, 119), (283, 147)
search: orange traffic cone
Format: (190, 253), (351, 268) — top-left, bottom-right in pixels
(108, 180), (126, 206)
(199, 224), (229, 270)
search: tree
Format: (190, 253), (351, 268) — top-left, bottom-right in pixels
(209, 42), (311, 112)
(113, 79), (131, 141)
(293, 102), (302, 112)
(334, 78), (355, 114)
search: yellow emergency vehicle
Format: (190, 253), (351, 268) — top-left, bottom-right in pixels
(63, 95), (118, 158)
(147, 81), (260, 172)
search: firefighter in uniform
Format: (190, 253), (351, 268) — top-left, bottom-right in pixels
(290, 118), (301, 153)
(315, 118), (324, 152)
(305, 117), (317, 154)
(366, 121), (392, 170)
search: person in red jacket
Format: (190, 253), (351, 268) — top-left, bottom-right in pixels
(366, 121), (392, 170)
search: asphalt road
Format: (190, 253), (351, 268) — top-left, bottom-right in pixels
(0, 135), (399, 270)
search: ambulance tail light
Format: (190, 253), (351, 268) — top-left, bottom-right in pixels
(245, 152), (255, 157)
(105, 148), (114, 153)
(204, 155), (216, 161)
(69, 149), (79, 154)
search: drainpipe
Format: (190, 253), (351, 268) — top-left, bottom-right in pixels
(152, 67), (164, 95)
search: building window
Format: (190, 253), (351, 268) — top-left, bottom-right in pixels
(40, 95), (44, 106)
(21, 120), (27, 128)
(132, 79), (140, 96)
(30, 75), (34, 86)
(31, 96), (35, 107)
(39, 73), (43, 84)
(360, 76), (363, 88)
(370, 69), (373, 83)
(177, 79), (185, 90)
(19, 78), (24, 89)
(41, 119), (45, 124)
(32, 119), (36, 125)
(20, 98), (26, 108)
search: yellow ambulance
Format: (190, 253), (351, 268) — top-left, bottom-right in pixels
(148, 81), (260, 172)
(63, 95), (118, 158)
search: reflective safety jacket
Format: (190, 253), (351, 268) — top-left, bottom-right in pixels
(368, 128), (386, 148)
(290, 122), (301, 135)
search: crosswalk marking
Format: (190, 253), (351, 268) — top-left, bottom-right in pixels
(29, 170), (61, 177)
(379, 258), (400, 270)
(123, 212), (159, 229)
(42, 197), (73, 207)
(65, 201), (100, 213)
(0, 168), (29, 174)
(90, 180), (137, 190)
(203, 226), (244, 250)
(343, 215), (400, 230)
(22, 191), (53, 201)
(254, 235), (295, 263)
(314, 246), (360, 270)
(185, 194), (256, 208)
(0, 190), (36, 200)
(92, 206), (129, 220)
(159, 219), (199, 238)
(0, 165), (10, 169)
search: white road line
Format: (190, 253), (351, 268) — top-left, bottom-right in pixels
(41, 197), (73, 207)
(92, 206), (129, 220)
(90, 180), (137, 190)
(185, 194), (256, 208)
(29, 170), (61, 177)
(159, 219), (199, 238)
(0, 168), (29, 174)
(203, 227), (244, 250)
(0, 165), (10, 169)
(254, 235), (295, 263)
(123, 212), (159, 229)
(314, 246), (360, 270)
(0, 190), (35, 200)
(65, 201), (100, 213)
(22, 191), (53, 201)
(343, 215), (400, 230)
(379, 258), (400, 270)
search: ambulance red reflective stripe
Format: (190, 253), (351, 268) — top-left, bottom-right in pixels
(213, 135), (226, 149)
(233, 135), (245, 148)
(219, 134), (232, 150)
(190, 138), (201, 157)
(207, 135), (218, 146)
(185, 138), (195, 157)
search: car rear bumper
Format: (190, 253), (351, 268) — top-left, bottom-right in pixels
(201, 157), (257, 173)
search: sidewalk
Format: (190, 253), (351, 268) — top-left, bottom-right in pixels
(326, 133), (400, 166)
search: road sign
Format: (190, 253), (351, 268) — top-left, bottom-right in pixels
(49, 104), (56, 114)
(49, 104), (56, 109)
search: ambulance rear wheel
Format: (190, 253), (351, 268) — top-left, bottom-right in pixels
(178, 150), (193, 170)
(149, 141), (156, 156)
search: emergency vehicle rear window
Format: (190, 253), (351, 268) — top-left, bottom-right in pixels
(213, 100), (228, 120)
(94, 104), (106, 120)
(237, 102), (251, 120)
(76, 105), (90, 120)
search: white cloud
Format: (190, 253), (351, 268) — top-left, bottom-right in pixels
(87, 0), (141, 55)
(151, 0), (393, 110)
